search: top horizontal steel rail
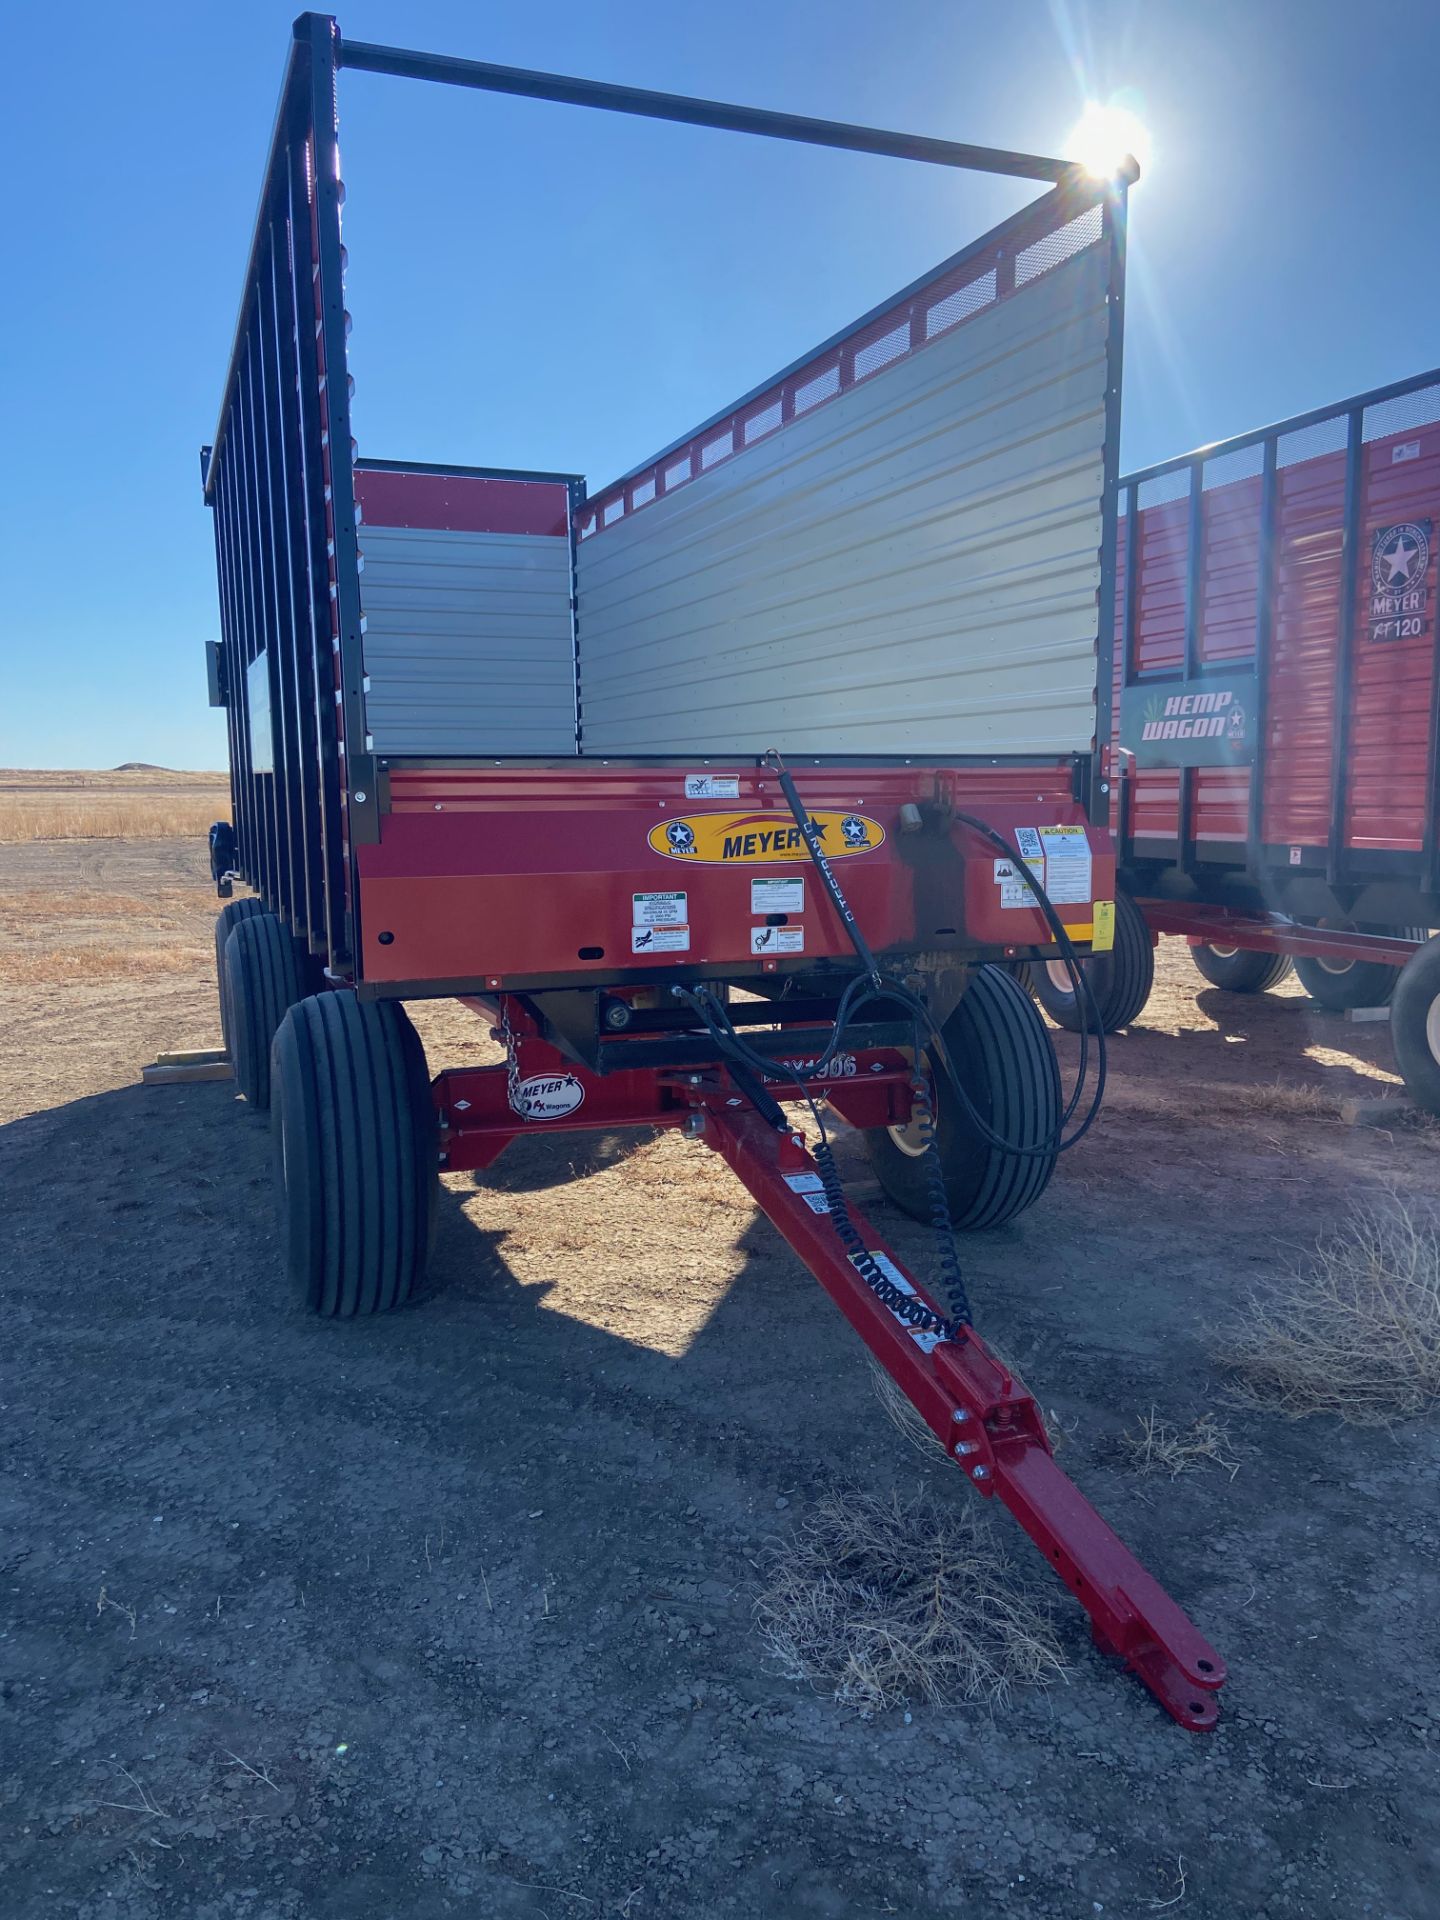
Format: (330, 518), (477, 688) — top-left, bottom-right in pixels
(1121, 362), (1440, 489)
(338, 35), (1079, 184)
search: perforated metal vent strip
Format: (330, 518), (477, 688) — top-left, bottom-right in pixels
(701, 432), (734, 470)
(664, 455), (692, 489)
(1277, 415), (1348, 466)
(1203, 443), (1265, 490)
(1138, 467), (1192, 510)
(1362, 383), (1440, 443)
(743, 400), (783, 443)
(632, 476), (656, 508)
(794, 365), (840, 413)
(925, 269), (997, 339)
(853, 321), (910, 380)
(1014, 203), (1103, 287)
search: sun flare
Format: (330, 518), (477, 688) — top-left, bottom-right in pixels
(1066, 100), (1151, 180)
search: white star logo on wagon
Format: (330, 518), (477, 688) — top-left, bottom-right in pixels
(1382, 533), (1418, 584)
(1376, 525), (1428, 591)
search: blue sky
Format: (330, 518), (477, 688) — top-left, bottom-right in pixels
(3, 0), (1437, 769)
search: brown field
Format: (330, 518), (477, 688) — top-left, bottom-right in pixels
(2, 791), (1438, 1919)
(0, 766), (229, 843)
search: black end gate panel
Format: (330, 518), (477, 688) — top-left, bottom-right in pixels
(202, 15), (373, 973)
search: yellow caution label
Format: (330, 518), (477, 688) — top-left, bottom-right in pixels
(646, 810), (885, 865)
(1092, 900), (1116, 952)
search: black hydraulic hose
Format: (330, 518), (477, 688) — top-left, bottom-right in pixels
(765, 755), (883, 988)
(759, 751), (1107, 1157)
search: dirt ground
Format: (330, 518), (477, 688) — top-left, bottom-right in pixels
(3, 835), (1438, 1920)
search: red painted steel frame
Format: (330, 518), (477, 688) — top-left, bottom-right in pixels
(1139, 902), (1421, 969)
(442, 995), (1227, 1729)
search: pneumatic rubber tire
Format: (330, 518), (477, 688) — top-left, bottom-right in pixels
(271, 994), (438, 1317)
(1388, 935), (1440, 1120)
(864, 964), (1061, 1231)
(1190, 944), (1293, 993)
(1027, 890), (1154, 1034)
(215, 898), (268, 1061)
(1293, 925), (1427, 1012)
(226, 913), (304, 1110)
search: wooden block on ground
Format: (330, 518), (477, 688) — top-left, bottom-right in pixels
(1344, 1006), (1391, 1024)
(1340, 1093), (1411, 1127)
(156, 1047), (229, 1065)
(142, 1060), (234, 1086)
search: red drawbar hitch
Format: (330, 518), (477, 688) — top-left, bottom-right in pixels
(436, 1000), (1227, 1730)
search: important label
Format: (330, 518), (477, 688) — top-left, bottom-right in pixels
(633, 890), (687, 927)
(631, 924), (689, 953)
(751, 876), (804, 914)
(849, 1251), (945, 1353)
(994, 857), (1040, 909)
(751, 926), (804, 955)
(784, 1171), (830, 1215)
(1092, 900), (1116, 952)
(684, 773), (740, 799)
(1037, 826), (1093, 906)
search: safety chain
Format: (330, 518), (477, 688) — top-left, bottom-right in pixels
(499, 997), (523, 1118)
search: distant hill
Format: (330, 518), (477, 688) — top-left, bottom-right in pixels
(113, 762), (172, 772)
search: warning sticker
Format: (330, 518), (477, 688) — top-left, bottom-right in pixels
(633, 890), (687, 927)
(751, 925), (804, 955)
(1092, 900), (1116, 952)
(631, 924), (689, 953)
(784, 1171), (830, 1215)
(849, 1250), (946, 1352)
(994, 857), (1040, 910)
(751, 876), (804, 914)
(1038, 826), (1092, 906)
(684, 773), (740, 800)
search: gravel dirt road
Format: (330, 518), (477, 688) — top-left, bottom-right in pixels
(3, 837), (1437, 1919)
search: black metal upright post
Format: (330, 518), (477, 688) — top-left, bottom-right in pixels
(1327, 409), (1364, 883)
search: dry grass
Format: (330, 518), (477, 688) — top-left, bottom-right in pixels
(754, 1488), (1067, 1709)
(1230, 1078), (1339, 1120)
(870, 1357), (1077, 1461)
(0, 797), (226, 843)
(1115, 1408), (1241, 1479)
(1215, 1199), (1440, 1425)
(0, 946), (209, 987)
(870, 1361), (944, 1459)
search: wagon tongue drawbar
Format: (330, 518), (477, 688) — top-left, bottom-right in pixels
(680, 754), (1228, 1731)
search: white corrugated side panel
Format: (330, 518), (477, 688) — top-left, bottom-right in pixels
(576, 247), (1110, 757)
(360, 525), (577, 755)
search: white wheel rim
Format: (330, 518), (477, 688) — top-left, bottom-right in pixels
(1317, 955), (1355, 976)
(1044, 959), (1074, 993)
(886, 1119), (928, 1158)
(1425, 994), (1440, 1065)
(1209, 946), (1239, 960)
(888, 1062), (933, 1157)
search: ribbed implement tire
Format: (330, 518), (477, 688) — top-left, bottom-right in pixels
(214, 898), (268, 1060)
(1294, 925), (1427, 1012)
(1027, 891), (1154, 1034)
(865, 964), (1061, 1231)
(226, 913), (304, 1110)
(1190, 944), (1293, 992)
(1390, 936), (1440, 1119)
(271, 994), (438, 1317)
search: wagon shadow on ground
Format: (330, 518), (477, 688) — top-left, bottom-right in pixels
(1051, 982), (1407, 1111)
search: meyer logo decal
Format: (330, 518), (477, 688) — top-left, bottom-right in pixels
(646, 810), (885, 865)
(1369, 520), (1432, 643)
(509, 1073), (585, 1122)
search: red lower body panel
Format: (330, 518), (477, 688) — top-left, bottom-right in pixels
(357, 764), (1113, 989)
